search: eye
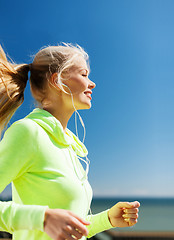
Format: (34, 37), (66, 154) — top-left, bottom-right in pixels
(82, 74), (87, 77)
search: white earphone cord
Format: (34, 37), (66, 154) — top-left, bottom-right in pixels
(61, 82), (93, 222)
(61, 82), (86, 143)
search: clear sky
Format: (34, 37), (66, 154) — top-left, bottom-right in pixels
(1, 0), (174, 198)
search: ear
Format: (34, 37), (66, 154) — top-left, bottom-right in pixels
(49, 73), (62, 91)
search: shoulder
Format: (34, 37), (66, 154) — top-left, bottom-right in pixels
(0, 118), (40, 156)
(12, 118), (38, 131)
(4, 118), (39, 142)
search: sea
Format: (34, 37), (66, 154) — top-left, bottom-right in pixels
(0, 193), (174, 232)
(90, 197), (174, 232)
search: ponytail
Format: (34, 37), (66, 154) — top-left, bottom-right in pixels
(0, 45), (29, 134)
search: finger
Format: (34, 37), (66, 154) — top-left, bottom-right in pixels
(66, 226), (83, 239)
(70, 212), (91, 226)
(62, 231), (76, 240)
(124, 218), (138, 226)
(123, 208), (139, 214)
(69, 218), (89, 236)
(117, 201), (140, 209)
(72, 229), (83, 239)
(129, 218), (138, 226)
(122, 213), (139, 219)
(130, 201), (140, 208)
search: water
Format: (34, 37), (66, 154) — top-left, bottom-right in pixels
(0, 195), (173, 232)
(90, 197), (174, 232)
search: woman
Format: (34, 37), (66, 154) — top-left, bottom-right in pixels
(0, 43), (140, 240)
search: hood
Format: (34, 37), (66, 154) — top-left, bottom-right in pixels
(25, 108), (88, 157)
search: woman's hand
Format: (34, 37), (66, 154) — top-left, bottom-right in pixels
(108, 201), (140, 228)
(44, 209), (90, 240)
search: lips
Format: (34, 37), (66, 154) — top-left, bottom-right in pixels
(84, 90), (92, 100)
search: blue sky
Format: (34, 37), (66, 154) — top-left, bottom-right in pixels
(1, 0), (174, 198)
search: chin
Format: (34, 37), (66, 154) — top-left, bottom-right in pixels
(76, 102), (92, 110)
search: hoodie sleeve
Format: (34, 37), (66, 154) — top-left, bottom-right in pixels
(0, 120), (48, 233)
(86, 210), (114, 238)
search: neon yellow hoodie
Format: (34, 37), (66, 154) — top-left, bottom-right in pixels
(0, 108), (113, 240)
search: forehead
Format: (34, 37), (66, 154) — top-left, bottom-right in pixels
(72, 56), (89, 71)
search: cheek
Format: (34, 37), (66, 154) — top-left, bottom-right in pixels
(66, 77), (87, 94)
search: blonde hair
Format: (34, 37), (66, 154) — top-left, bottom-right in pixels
(0, 43), (89, 134)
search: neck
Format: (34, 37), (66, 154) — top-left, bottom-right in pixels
(42, 106), (74, 131)
(41, 88), (76, 131)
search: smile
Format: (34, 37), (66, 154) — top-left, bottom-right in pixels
(84, 90), (92, 100)
(86, 94), (92, 100)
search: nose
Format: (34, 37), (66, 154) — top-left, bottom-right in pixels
(88, 78), (96, 89)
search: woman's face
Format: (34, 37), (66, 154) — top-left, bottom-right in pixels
(61, 56), (96, 110)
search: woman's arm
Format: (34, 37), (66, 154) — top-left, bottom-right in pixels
(86, 201), (140, 238)
(0, 120), (48, 233)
